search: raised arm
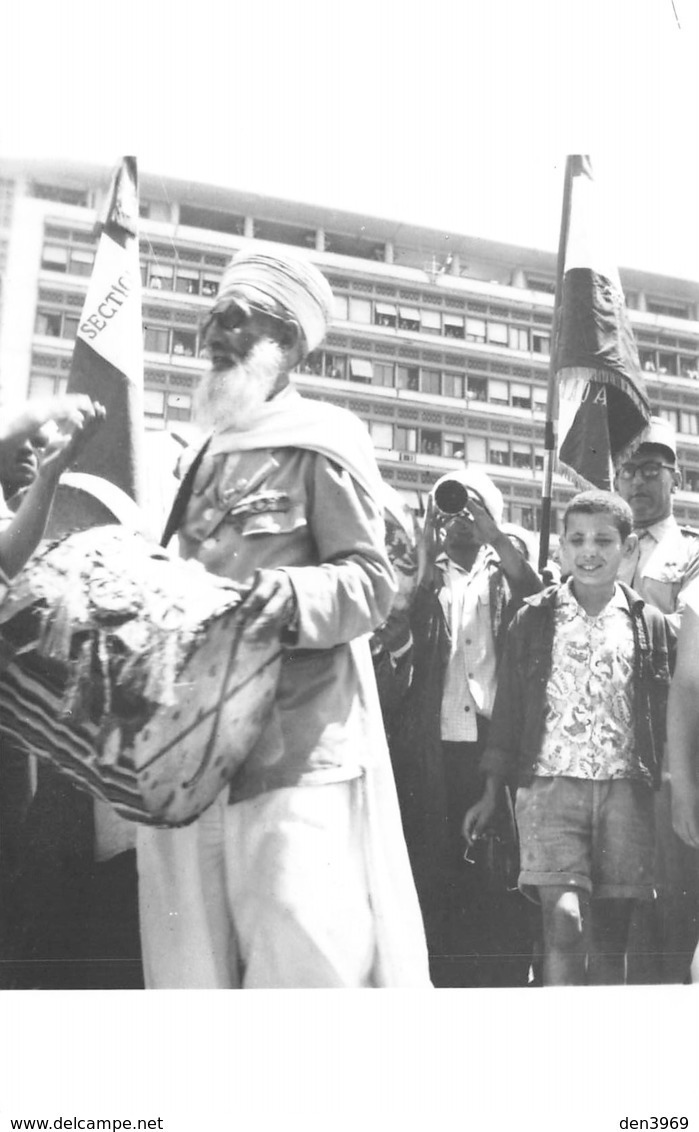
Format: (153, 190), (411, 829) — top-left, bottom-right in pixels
(0, 398), (105, 577)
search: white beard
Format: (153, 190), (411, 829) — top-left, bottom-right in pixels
(193, 340), (285, 431)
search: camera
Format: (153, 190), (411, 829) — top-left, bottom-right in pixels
(433, 478), (474, 517)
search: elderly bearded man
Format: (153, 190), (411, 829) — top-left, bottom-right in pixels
(136, 249), (430, 989)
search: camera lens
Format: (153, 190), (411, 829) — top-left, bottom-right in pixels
(434, 479), (470, 515)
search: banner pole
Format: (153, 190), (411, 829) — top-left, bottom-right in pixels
(538, 155), (575, 574)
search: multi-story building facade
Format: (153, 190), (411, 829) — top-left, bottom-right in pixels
(2, 157), (699, 531)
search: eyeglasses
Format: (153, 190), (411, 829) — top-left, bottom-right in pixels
(617, 460), (676, 482)
(200, 298), (290, 338)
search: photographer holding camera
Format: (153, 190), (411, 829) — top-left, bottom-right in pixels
(391, 468), (541, 987)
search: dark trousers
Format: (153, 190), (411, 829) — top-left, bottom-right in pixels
(429, 727), (534, 988)
(4, 765), (143, 990)
(627, 780), (699, 984)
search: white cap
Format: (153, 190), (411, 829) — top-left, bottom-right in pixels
(632, 416), (677, 462)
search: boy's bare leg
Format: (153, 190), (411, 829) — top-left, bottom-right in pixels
(587, 898), (634, 985)
(539, 886), (589, 986)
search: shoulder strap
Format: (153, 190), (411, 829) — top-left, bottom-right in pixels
(160, 436), (212, 548)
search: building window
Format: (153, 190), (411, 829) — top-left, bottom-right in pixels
(374, 302), (397, 328)
(534, 448), (545, 470)
(512, 444), (533, 470)
(148, 264), (174, 290)
(420, 429), (442, 456)
(326, 354), (346, 380)
(465, 318), (486, 343)
(349, 358), (373, 384)
(509, 326), (529, 351)
(526, 276), (555, 294)
(63, 315), (79, 339)
(467, 436), (487, 463)
(394, 426), (417, 453)
(372, 362), (394, 388)
(299, 351), (323, 376)
(489, 442), (511, 466)
(684, 469), (699, 492)
(519, 506), (539, 530)
(443, 374), (465, 399)
(532, 332), (550, 356)
(647, 299), (690, 319)
(29, 375), (59, 398)
(657, 352), (677, 376)
(533, 386), (548, 411)
(201, 275), (219, 298)
(368, 421), (393, 449)
(488, 379), (509, 406)
(395, 366), (419, 391)
(68, 249), (94, 276)
(35, 310), (62, 337)
(398, 306), (420, 332)
(420, 309), (442, 335)
(487, 321), (509, 346)
(679, 356), (699, 380)
(144, 327), (170, 354)
(333, 294), (348, 321)
(421, 368), (441, 395)
(444, 315), (465, 340)
(467, 376), (488, 402)
(349, 297), (372, 323)
(444, 434), (465, 460)
(41, 245), (69, 272)
(511, 382), (532, 410)
(639, 349), (657, 372)
(658, 408), (680, 431)
(679, 412), (699, 436)
(31, 183), (88, 207)
(172, 330), (197, 357)
(175, 269), (200, 296)
(167, 393), (192, 422)
(144, 389), (166, 423)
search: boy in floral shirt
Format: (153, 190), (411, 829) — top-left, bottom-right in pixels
(463, 491), (673, 985)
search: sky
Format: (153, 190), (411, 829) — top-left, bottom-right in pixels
(2, 0), (698, 279)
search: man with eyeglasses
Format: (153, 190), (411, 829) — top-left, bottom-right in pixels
(615, 416), (699, 984)
(135, 248), (429, 988)
(615, 417), (699, 625)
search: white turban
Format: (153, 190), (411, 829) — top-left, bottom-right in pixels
(218, 249), (334, 352)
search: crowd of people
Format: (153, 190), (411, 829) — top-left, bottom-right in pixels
(0, 249), (698, 989)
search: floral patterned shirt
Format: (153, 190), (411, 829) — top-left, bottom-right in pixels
(534, 581), (650, 783)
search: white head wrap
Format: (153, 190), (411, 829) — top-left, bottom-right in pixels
(217, 249), (334, 352)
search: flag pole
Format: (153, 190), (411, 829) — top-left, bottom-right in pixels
(538, 155), (574, 574)
(46, 156), (146, 539)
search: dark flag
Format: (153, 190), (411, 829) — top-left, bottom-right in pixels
(555, 155), (650, 489)
(54, 155), (145, 531)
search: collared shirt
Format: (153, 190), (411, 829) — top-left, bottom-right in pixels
(438, 547), (498, 742)
(617, 514), (699, 622)
(535, 581), (650, 783)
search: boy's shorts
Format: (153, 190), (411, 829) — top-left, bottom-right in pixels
(515, 776), (655, 902)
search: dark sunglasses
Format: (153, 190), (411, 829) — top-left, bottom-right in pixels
(200, 298), (292, 338)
